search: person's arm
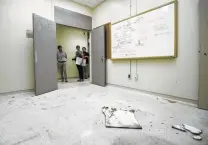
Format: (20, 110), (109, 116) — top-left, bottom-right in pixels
(84, 52), (89, 59)
(72, 52), (77, 61)
(65, 52), (67, 59)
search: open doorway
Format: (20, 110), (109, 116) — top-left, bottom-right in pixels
(32, 8), (92, 95)
(56, 24), (90, 84)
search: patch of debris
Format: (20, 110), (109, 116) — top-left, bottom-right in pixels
(182, 124), (202, 135)
(41, 108), (47, 110)
(172, 125), (186, 132)
(193, 135), (202, 141)
(172, 124), (202, 141)
(167, 100), (177, 103)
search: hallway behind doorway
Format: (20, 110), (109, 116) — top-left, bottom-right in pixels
(56, 24), (89, 80)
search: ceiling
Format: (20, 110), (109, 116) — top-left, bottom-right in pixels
(70, 0), (105, 8)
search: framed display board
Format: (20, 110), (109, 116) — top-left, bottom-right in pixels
(111, 1), (178, 60)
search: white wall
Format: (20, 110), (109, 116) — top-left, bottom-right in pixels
(92, 0), (199, 101)
(0, 0), (92, 93)
(56, 25), (88, 78)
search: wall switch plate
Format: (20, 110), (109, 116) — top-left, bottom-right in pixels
(26, 30), (33, 38)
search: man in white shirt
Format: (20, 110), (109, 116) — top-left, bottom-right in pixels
(57, 45), (68, 82)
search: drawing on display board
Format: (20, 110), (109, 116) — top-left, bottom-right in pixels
(111, 1), (177, 59)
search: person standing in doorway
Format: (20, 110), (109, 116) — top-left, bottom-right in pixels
(82, 47), (89, 79)
(57, 45), (68, 82)
(73, 45), (84, 82)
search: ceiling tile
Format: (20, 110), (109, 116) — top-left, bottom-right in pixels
(70, 0), (105, 8)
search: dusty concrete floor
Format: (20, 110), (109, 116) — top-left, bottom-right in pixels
(0, 81), (208, 145)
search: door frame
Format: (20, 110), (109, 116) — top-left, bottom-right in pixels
(54, 6), (92, 31)
(54, 7), (92, 81)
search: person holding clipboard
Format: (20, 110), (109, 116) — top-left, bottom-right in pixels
(82, 47), (89, 79)
(72, 45), (84, 82)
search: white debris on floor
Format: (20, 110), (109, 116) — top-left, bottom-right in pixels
(193, 135), (202, 141)
(0, 82), (208, 145)
(172, 125), (186, 132)
(183, 124), (202, 135)
(102, 107), (142, 129)
(172, 124), (203, 141)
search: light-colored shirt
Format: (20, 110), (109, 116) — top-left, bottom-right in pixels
(57, 51), (67, 62)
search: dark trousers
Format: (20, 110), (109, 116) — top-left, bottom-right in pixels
(76, 65), (83, 80)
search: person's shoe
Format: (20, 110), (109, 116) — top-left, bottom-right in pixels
(77, 79), (81, 82)
(65, 80), (68, 82)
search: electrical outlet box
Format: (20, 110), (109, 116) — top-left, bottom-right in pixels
(128, 74), (131, 79)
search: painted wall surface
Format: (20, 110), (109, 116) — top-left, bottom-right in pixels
(56, 25), (88, 79)
(0, 0), (92, 93)
(92, 0), (199, 101)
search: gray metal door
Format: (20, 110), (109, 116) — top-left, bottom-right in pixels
(198, 0), (208, 110)
(91, 26), (106, 86)
(33, 14), (57, 95)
